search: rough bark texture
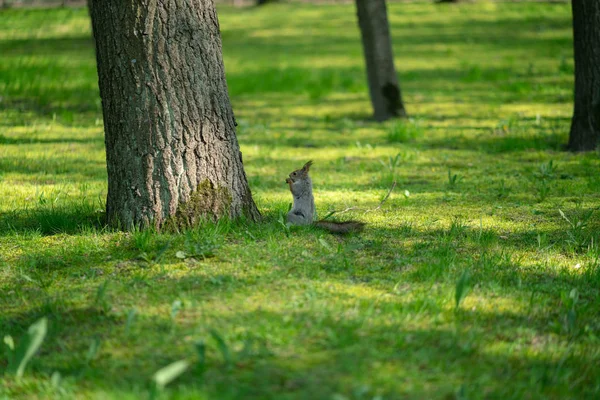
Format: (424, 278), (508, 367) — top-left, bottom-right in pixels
(568, 1), (600, 152)
(355, 0), (406, 121)
(88, 0), (260, 229)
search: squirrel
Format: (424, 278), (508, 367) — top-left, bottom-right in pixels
(285, 161), (365, 234)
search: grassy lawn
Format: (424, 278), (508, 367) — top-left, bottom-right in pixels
(1, 2), (599, 399)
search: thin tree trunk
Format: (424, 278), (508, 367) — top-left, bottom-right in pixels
(88, 0), (260, 230)
(568, 1), (600, 152)
(355, 0), (406, 121)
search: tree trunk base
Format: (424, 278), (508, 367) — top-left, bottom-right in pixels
(568, 117), (600, 152)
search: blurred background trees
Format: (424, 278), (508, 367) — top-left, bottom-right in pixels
(356, 0), (406, 121)
(4, 0), (591, 152)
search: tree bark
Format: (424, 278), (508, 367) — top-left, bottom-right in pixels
(88, 0), (260, 230)
(355, 0), (406, 122)
(568, 1), (600, 152)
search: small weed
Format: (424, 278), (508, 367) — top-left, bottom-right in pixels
(176, 231), (218, 261)
(150, 359), (190, 399)
(476, 229), (498, 248)
(560, 288), (579, 336)
(379, 153), (402, 185)
(559, 208), (594, 251)
(448, 217), (467, 239)
(532, 160), (558, 202)
(94, 280), (111, 313)
(537, 232), (550, 250)
(447, 169), (463, 189)
(131, 229), (171, 265)
(209, 329), (233, 369)
(277, 212), (291, 237)
(536, 160), (558, 180)
(132, 228), (153, 253)
(4, 317), (48, 378)
(584, 237), (600, 262)
(379, 152), (402, 172)
(354, 140), (373, 150)
(536, 180), (551, 202)
(387, 119), (423, 143)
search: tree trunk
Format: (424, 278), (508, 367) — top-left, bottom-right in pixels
(88, 0), (260, 230)
(355, 0), (406, 121)
(568, 1), (600, 152)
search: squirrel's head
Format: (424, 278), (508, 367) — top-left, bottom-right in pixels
(286, 161), (312, 185)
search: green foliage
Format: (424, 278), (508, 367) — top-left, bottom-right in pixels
(454, 270), (471, 310)
(559, 208), (595, 251)
(4, 318), (48, 378)
(209, 329), (233, 369)
(531, 160), (558, 202)
(175, 231), (219, 261)
(447, 168), (463, 189)
(2, 3), (600, 400)
(387, 119), (423, 143)
(153, 360), (189, 389)
(560, 288), (579, 336)
(379, 152), (403, 185)
(151, 359), (190, 399)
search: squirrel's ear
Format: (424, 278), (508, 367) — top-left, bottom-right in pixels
(303, 160), (313, 171)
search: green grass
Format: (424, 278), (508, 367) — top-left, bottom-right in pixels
(1, 2), (600, 399)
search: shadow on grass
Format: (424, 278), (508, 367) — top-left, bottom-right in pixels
(419, 125), (569, 154)
(3, 208), (599, 297)
(1, 29), (572, 125)
(234, 107), (570, 156)
(0, 154), (106, 178)
(1, 206), (598, 394)
(0, 133), (104, 146)
(0, 205), (106, 236)
(1, 299), (596, 398)
(0, 36), (94, 57)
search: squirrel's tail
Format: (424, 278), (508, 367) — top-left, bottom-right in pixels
(314, 220), (365, 234)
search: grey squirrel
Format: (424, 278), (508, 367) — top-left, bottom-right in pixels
(285, 161), (365, 234)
